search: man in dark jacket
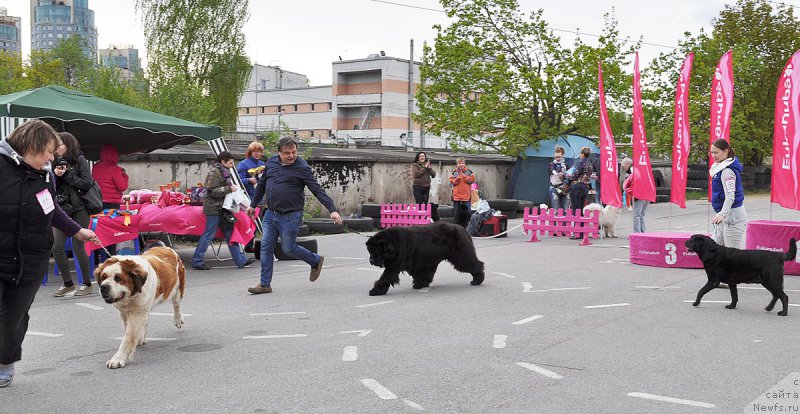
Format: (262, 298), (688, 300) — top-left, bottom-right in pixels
(246, 137), (342, 294)
(0, 120), (98, 388)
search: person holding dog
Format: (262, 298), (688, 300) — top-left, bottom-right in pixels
(548, 146), (569, 210)
(0, 119), (99, 388)
(191, 151), (255, 271)
(709, 138), (747, 249)
(449, 157), (476, 228)
(246, 137), (342, 294)
(566, 147), (594, 239)
(411, 151), (436, 205)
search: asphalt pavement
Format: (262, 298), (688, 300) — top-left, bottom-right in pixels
(4, 194), (800, 413)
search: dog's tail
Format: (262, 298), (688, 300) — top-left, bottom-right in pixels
(785, 238), (797, 262)
(583, 203), (602, 213)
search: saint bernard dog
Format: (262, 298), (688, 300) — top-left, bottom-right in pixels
(95, 246), (186, 369)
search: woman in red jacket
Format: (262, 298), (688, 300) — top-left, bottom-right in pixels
(92, 144), (129, 210)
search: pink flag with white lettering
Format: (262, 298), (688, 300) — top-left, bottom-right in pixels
(771, 49), (800, 211)
(632, 53), (656, 202)
(671, 53), (694, 208)
(598, 62), (621, 207)
(708, 51), (734, 198)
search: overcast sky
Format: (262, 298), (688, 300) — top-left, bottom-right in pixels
(4, 0), (794, 85)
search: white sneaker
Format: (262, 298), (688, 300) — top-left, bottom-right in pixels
(53, 285), (76, 297)
(74, 284), (94, 296)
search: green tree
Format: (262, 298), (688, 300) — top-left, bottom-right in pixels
(135, 0), (251, 130)
(50, 35), (94, 88)
(646, 0), (800, 165)
(25, 48), (66, 88)
(0, 51), (29, 94)
(416, 0), (635, 155)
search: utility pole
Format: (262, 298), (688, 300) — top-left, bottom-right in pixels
(420, 41), (426, 149)
(407, 38), (414, 151)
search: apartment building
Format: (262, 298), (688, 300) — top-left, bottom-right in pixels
(30, 0), (97, 60)
(237, 55), (447, 148)
(0, 7), (22, 54)
(99, 45), (141, 81)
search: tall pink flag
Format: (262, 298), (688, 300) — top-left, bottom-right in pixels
(598, 62), (621, 207)
(708, 50), (734, 197)
(632, 53), (656, 202)
(771, 49), (800, 211)
(671, 53), (694, 208)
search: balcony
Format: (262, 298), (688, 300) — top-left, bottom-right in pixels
(337, 129), (382, 147)
(336, 93), (382, 107)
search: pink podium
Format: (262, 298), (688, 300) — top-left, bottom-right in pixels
(629, 232), (703, 268)
(745, 220), (800, 276)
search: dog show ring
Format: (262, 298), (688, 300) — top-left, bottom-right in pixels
(746, 220), (800, 276)
(629, 232), (703, 268)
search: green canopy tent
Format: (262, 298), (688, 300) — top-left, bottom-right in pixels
(0, 85), (221, 160)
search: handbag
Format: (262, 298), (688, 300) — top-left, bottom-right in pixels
(78, 181), (103, 214)
(219, 209), (236, 231)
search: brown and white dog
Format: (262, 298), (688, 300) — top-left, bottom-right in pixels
(95, 246), (186, 369)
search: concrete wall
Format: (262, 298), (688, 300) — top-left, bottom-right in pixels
(119, 158), (514, 216)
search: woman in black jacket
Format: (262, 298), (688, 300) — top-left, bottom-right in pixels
(0, 120), (98, 388)
(51, 132), (95, 297)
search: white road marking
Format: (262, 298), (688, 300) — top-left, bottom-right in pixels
(342, 346), (358, 361)
(627, 392), (715, 408)
(151, 312), (193, 317)
(789, 304), (800, 307)
(26, 331), (62, 338)
(250, 311), (306, 316)
(361, 379), (398, 400)
(76, 303), (103, 311)
(604, 258), (630, 264)
(493, 335), (507, 348)
(636, 286), (661, 289)
(492, 271), (516, 279)
(739, 287), (800, 293)
(242, 334), (308, 339)
(522, 282), (533, 293)
(339, 329), (372, 337)
(355, 301), (394, 308)
(584, 303), (631, 309)
(682, 300), (729, 304)
(290, 264), (307, 267)
(516, 362), (563, 379)
(513, 315), (544, 325)
(115, 337), (176, 342)
(529, 287), (592, 293)
(689, 223), (700, 227)
(357, 267), (382, 272)
(403, 400), (426, 411)
(329, 256), (366, 260)
(418, 287), (430, 293)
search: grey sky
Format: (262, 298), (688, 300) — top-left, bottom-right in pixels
(5, 0), (790, 85)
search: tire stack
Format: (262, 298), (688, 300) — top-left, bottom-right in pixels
(487, 199), (520, 219)
(360, 203), (383, 230)
(437, 204), (455, 224)
(686, 165), (709, 191)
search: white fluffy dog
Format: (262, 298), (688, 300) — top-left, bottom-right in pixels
(583, 203), (622, 238)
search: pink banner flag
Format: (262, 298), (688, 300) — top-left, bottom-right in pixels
(632, 53), (656, 202)
(671, 53), (694, 208)
(709, 51), (734, 198)
(771, 49), (800, 211)
(598, 62), (621, 207)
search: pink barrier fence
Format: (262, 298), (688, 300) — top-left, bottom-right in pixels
(521, 207), (599, 246)
(380, 204), (432, 228)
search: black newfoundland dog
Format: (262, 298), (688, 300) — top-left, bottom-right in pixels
(365, 222), (485, 296)
(685, 234), (797, 316)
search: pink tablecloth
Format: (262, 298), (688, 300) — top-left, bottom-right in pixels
(135, 204), (256, 244)
(85, 214), (141, 254)
(745, 220), (800, 276)
(629, 232), (703, 269)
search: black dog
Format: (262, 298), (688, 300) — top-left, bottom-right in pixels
(685, 234), (797, 316)
(365, 222), (485, 296)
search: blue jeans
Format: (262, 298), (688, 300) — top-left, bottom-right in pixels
(191, 214), (248, 267)
(259, 210), (320, 287)
(549, 186), (569, 210)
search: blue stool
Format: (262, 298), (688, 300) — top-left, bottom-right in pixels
(43, 238), (85, 285)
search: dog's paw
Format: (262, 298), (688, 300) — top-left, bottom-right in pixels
(765, 305), (775, 312)
(368, 288), (384, 296)
(692, 301), (700, 307)
(725, 304), (736, 309)
(471, 273), (485, 286)
(778, 310), (788, 316)
(106, 356), (127, 369)
(174, 316), (184, 329)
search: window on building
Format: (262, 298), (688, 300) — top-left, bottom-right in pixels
(57, 34), (62, 38)
(310, 130), (315, 138)
(48, 33), (53, 38)
(245, 108), (250, 115)
(293, 104), (298, 112)
(328, 103), (333, 111)
(66, 26), (71, 31)
(48, 41), (53, 46)
(260, 79), (266, 90)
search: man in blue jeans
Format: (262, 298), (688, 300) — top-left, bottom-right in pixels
(246, 137), (342, 294)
